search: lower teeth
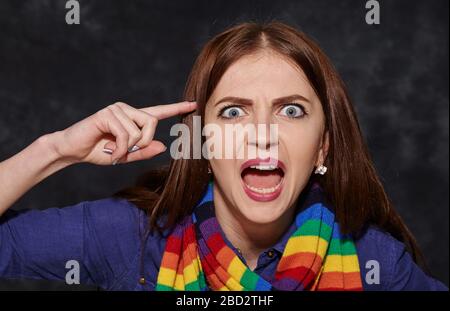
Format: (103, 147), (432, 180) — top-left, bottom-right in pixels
(245, 182), (282, 194)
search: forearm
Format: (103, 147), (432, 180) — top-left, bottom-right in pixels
(0, 131), (73, 215)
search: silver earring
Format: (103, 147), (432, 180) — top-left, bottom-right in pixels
(207, 166), (212, 174)
(314, 164), (327, 175)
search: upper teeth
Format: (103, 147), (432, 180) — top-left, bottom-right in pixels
(250, 165), (278, 171)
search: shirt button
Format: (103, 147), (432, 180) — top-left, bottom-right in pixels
(139, 277), (146, 285)
(267, 250), (275, 258)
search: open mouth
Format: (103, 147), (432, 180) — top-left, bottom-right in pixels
(240, 158), (285, 202)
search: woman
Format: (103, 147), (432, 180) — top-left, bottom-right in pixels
(0, 21), (446, 291)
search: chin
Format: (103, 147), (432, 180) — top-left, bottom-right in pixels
(241, 209), (285, 224)
(235, 192), (289, 224)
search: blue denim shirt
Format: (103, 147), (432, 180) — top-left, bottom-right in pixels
(0, 197), (447, 291)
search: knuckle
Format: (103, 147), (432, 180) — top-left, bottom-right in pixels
(108, 102), (126, 112)
(139, 133), (152, 145)
(98, 107), (110, 116)
(118, 101), (131, 109)
(116, 102), (130, 110)
(105, 105), (118, 116)
(107, 104), (119, 112)
(148, 115), (158, 125)
(113, 101), (126, 107)
(130, 130), (142, 141)
(117, 131), (129, 141)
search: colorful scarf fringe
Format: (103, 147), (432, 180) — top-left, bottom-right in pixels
(156, 181), (363, 291)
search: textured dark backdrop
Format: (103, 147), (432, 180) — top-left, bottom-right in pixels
(0, 0), (448, 289)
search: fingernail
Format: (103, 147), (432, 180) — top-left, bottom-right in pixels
(128, 145), (140, 153)
(162, 145), (167, 152)
(112, 158), (119, 165)
(103, 148), (113, 155)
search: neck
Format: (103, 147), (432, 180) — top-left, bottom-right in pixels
(213, 188), (295, 271)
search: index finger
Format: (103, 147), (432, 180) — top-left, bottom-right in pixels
(140, 101), (197, 120)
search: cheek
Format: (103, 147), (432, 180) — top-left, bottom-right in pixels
(279, 124), (322, 164)
(210, 159), (236, 180)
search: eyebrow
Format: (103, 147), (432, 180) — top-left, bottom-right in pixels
(213, 94), (312, 107)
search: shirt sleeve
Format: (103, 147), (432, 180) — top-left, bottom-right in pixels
(0, 197), (143, 290)
(387, 235), (448, 291)
(356, 226), (448, 291)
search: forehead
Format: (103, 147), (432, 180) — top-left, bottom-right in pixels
(209, 50), (316, 102)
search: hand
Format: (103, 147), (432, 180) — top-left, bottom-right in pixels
(50, 101), (197, 165)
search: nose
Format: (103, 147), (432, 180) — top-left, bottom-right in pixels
(247, 111), (279, 155)
(247, 124), (278, 150)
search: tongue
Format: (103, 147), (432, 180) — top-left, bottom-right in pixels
(242, 169), (282, 188)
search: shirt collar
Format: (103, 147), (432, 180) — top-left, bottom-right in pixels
(271, 219), (297, 254)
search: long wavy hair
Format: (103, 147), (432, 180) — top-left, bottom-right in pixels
(114, 21), (426, 268)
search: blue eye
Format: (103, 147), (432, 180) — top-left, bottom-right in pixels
(220, 106), (246, 119)
(279, 104), (305, 118)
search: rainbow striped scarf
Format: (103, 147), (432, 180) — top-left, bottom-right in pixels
(156, 181), (363, 291)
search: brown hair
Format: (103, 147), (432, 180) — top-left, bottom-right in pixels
(114, 21), (426, 268)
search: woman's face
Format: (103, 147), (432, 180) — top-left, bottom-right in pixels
(204, 50), (328, 225)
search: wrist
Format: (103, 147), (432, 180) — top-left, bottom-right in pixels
(37, 131), (78, 167)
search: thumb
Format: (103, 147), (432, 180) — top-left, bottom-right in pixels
(115, 140), (168, 164)
(137, 140), (167, 158)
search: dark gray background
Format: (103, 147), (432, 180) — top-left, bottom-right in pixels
(0, 0), (448, 289)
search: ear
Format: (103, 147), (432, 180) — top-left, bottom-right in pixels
(315, 131), (329, 166)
